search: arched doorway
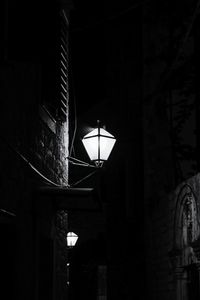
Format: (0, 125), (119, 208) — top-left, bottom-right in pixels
(171, 183), (200, 300)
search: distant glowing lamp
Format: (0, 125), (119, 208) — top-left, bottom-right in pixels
(66, 232), (78, 248)
(82, 121), (116, 167)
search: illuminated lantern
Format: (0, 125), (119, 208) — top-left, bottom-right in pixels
(82, 123), (116, 167)
(66, 232), (78, 248)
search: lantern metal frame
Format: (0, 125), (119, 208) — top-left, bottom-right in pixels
(66, 231), (79, 248)
(81, 123), (116, 168)
(67, 121), (116, 187)
(68, 120), (116, 168)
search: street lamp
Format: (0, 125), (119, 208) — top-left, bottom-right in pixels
(67, 121), (116, 186)
(68, 121), (116, 169)
(66, 232), (78, 289)
(66, 232), (78, 248)
(82, 121), (116, 168)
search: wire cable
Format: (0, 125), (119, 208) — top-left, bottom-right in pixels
(0, 208), (16, 217)
(0, 135), (66, 188)
(17, 152), (65, 187)
(0, 135), (98, 189)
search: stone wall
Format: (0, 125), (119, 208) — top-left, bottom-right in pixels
(145, 172), (200, 300)
(143, 1), (200, 298)
(0, 58), (69, 299)
(0, 61), (68, 189)
(0, 3), (70, 299)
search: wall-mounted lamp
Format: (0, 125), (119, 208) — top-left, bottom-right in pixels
(68, 120), (116, 169)
(66, 231), (78, 248)
(82, 123), (116, 168)
(66, 232), (78, 288)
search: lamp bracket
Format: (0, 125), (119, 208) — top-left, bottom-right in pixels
(67, 156), (99, 168)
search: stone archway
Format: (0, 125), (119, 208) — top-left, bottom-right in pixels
(171, 183), (200, 300)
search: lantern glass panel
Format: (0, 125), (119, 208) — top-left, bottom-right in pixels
(82, 136), (98, 161)
(100, 136), (116, 160)
(66, 232), (78, 247)
(82, 128), (116, 162)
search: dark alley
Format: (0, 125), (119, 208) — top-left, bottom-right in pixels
(1, 0), (200, 299)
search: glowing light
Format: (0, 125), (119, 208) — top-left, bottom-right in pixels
(82, 125), (116, 167)
(66, 232), (78, 248)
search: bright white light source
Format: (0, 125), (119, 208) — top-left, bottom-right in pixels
(82, 127), (116, 167)
(66, 232), (78, 248)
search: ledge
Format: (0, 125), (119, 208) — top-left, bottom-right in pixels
(37, 186), (101, 212)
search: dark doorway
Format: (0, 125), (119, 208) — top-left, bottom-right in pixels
(0, 223), (16, 299)
(187, 264), (200, 300)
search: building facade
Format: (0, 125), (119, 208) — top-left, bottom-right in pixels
(0, 1), (72, 299)
(143, 0), (200, 299)
(2, 0), (200, 299)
